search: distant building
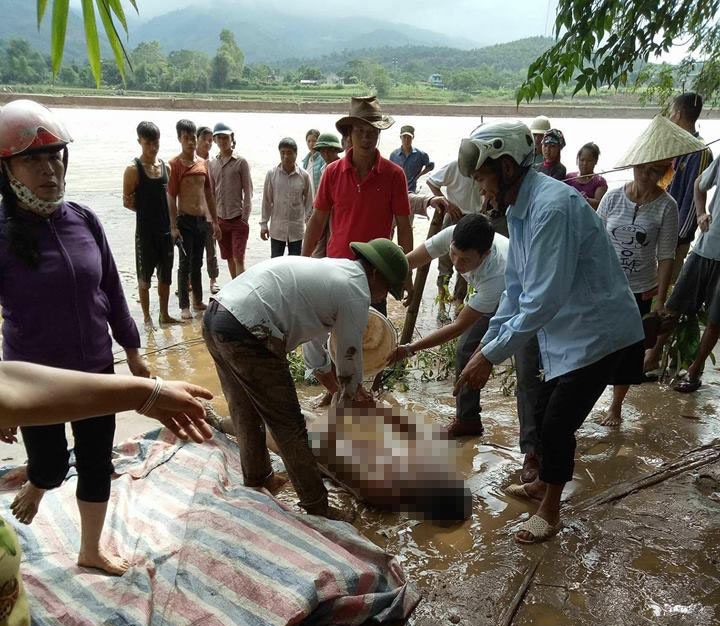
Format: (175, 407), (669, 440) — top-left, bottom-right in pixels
(429, 74), (444, 88)
(299, 79), (319, 86)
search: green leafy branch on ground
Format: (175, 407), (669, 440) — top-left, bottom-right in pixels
(659, 309), (716, 383)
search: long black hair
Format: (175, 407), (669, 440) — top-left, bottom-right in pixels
(0, 163), (41, 269)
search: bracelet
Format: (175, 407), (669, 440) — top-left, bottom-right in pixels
(138, 376), (164, 415)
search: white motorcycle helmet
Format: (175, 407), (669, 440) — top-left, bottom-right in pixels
(458, 121), (535, 177)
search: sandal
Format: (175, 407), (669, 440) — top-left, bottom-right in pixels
(673, 378), (702, 393)
(515, 514), (561, 544)
(506, 483), (543, 503)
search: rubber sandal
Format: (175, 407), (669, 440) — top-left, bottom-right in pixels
(506, 483), (543, 503)
(673, 378), (702, 393)
(515, 514), (561, 544)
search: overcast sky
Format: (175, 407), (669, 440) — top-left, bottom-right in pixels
(73, 0), (560, 46)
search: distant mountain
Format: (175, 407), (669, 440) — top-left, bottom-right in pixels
(277, 37), (556, 77)
(127, 4), (481, 62)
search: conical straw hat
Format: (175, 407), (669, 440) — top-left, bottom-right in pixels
(329, 309), (397, 378)
(615, 115), (707, 168)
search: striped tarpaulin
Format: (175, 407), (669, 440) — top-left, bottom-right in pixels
(0, 429), (420, 625)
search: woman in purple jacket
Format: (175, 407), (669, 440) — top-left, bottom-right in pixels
(0, 99), (149, 576)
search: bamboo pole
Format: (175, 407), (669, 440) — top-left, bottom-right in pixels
(371, 206), (446, 392)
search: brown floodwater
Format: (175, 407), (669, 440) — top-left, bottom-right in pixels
(10, 106), (720, 623)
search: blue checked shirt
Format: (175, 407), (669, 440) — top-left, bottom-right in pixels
(389, 147), (433, 192)
(481, 169), (644, 380)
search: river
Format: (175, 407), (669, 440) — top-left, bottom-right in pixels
(23, 106), (720, 624)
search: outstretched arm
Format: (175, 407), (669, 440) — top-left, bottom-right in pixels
(0, 362), (214, 442)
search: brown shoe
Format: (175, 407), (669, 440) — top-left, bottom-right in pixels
(446, 419), (484, 438)
(521, 453), (540, 483)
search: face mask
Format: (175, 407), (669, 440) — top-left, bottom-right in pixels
(2, 162), (64, 217)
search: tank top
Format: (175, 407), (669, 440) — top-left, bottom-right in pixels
(134, 158), (170, 235)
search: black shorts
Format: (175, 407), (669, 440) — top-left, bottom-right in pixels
(667, 252), (720, 326)
(136, 230), (174, 285)
(607, 293), (649, 386)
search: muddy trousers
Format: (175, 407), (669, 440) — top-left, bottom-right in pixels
(454, 314), (491, 421)
(177, 214), (206, 310)
(20, 366), (116, 502)
(205, 224), (219, 280)
(534, 349), (620, 485)
(514, 336), (543, 456)
(202, 304), (327, 512)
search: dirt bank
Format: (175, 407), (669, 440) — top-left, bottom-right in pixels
(2, 91), (711, 119)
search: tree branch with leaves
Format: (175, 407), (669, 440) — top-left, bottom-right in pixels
(517, 0), (720, 106)
(37, 0), (138, 87)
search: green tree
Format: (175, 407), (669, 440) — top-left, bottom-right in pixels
(517, 0), (720, 105)
(210, 29), (244, 88)
(1, 39), (49, 83)
(298, 65), (324, 81)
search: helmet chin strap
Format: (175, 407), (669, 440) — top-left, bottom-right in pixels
(1, 160), (65, 217)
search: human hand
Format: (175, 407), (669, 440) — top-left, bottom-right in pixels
(260, 227), (269, 241)
(145, 380), (214, 443)
(212, 222), (221, 240)
(126, 350), (151, 378)
(429, 196), (450, 214)
(0, 427), (17, 444)
(402, 283), (414, 307)
(447, 202), (463, 221)
(453, 351), (492, 395)
(170, 227), (181, 242)
(698, 213), (712, 233)
(387, 344), (413, 365)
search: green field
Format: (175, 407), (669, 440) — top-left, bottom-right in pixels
(3, 82), (645, 107)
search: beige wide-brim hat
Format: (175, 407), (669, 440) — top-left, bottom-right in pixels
(615, 115), (707, 168)
(329, 309), (397, 378)
(336, 96), (395, 135)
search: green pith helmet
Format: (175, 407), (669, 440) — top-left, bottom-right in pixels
(350, 238), (409, 300)
(314, 132), (343, 151)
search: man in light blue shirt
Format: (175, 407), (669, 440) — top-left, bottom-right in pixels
(389, 125), (434, 192)
(455, 121), (643, 544)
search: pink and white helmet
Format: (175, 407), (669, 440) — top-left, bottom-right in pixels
(0, 99), (73, 158)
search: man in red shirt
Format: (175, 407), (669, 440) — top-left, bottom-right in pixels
(302, 96), (414, 313)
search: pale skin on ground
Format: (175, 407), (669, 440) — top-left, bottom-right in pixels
(123, 135), (184, 327)
(168, 130), (221, 318)
(213, 132), (247, 278)
(301, 120), (415, 303)
(600, 161), (674, 427)
(0, 362), (213, 574)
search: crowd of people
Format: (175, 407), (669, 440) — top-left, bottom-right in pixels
(0, 90), (718, 620)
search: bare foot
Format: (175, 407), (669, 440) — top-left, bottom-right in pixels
(601, 405), (622, 427)
(192, 301), (207, 312)
(315, 391), (334, 408)
(180, 308), (192, 320)
(643, 352), (660, 372)
(143, 317), (156, 331)
(77, 550), (129, 576)
(159, 314), (185, 325)
(320, 505), (356, 523)
(262, 473), (288, 495)
(11, 482), (46, 525)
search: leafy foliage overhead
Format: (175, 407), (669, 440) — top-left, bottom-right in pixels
(37, 0), (138, 87)
(517, 0), (720, 105)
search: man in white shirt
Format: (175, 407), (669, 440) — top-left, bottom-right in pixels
(203, 238), (408, 521)
(388, 214), (508, 437)
(427, 159), (486, 320)
(260, 137), (313, 257)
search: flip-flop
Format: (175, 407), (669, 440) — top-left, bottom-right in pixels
(515, 514), (562, 544)
(506, 483), (543, 503)
(673, 378), (702, 393)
